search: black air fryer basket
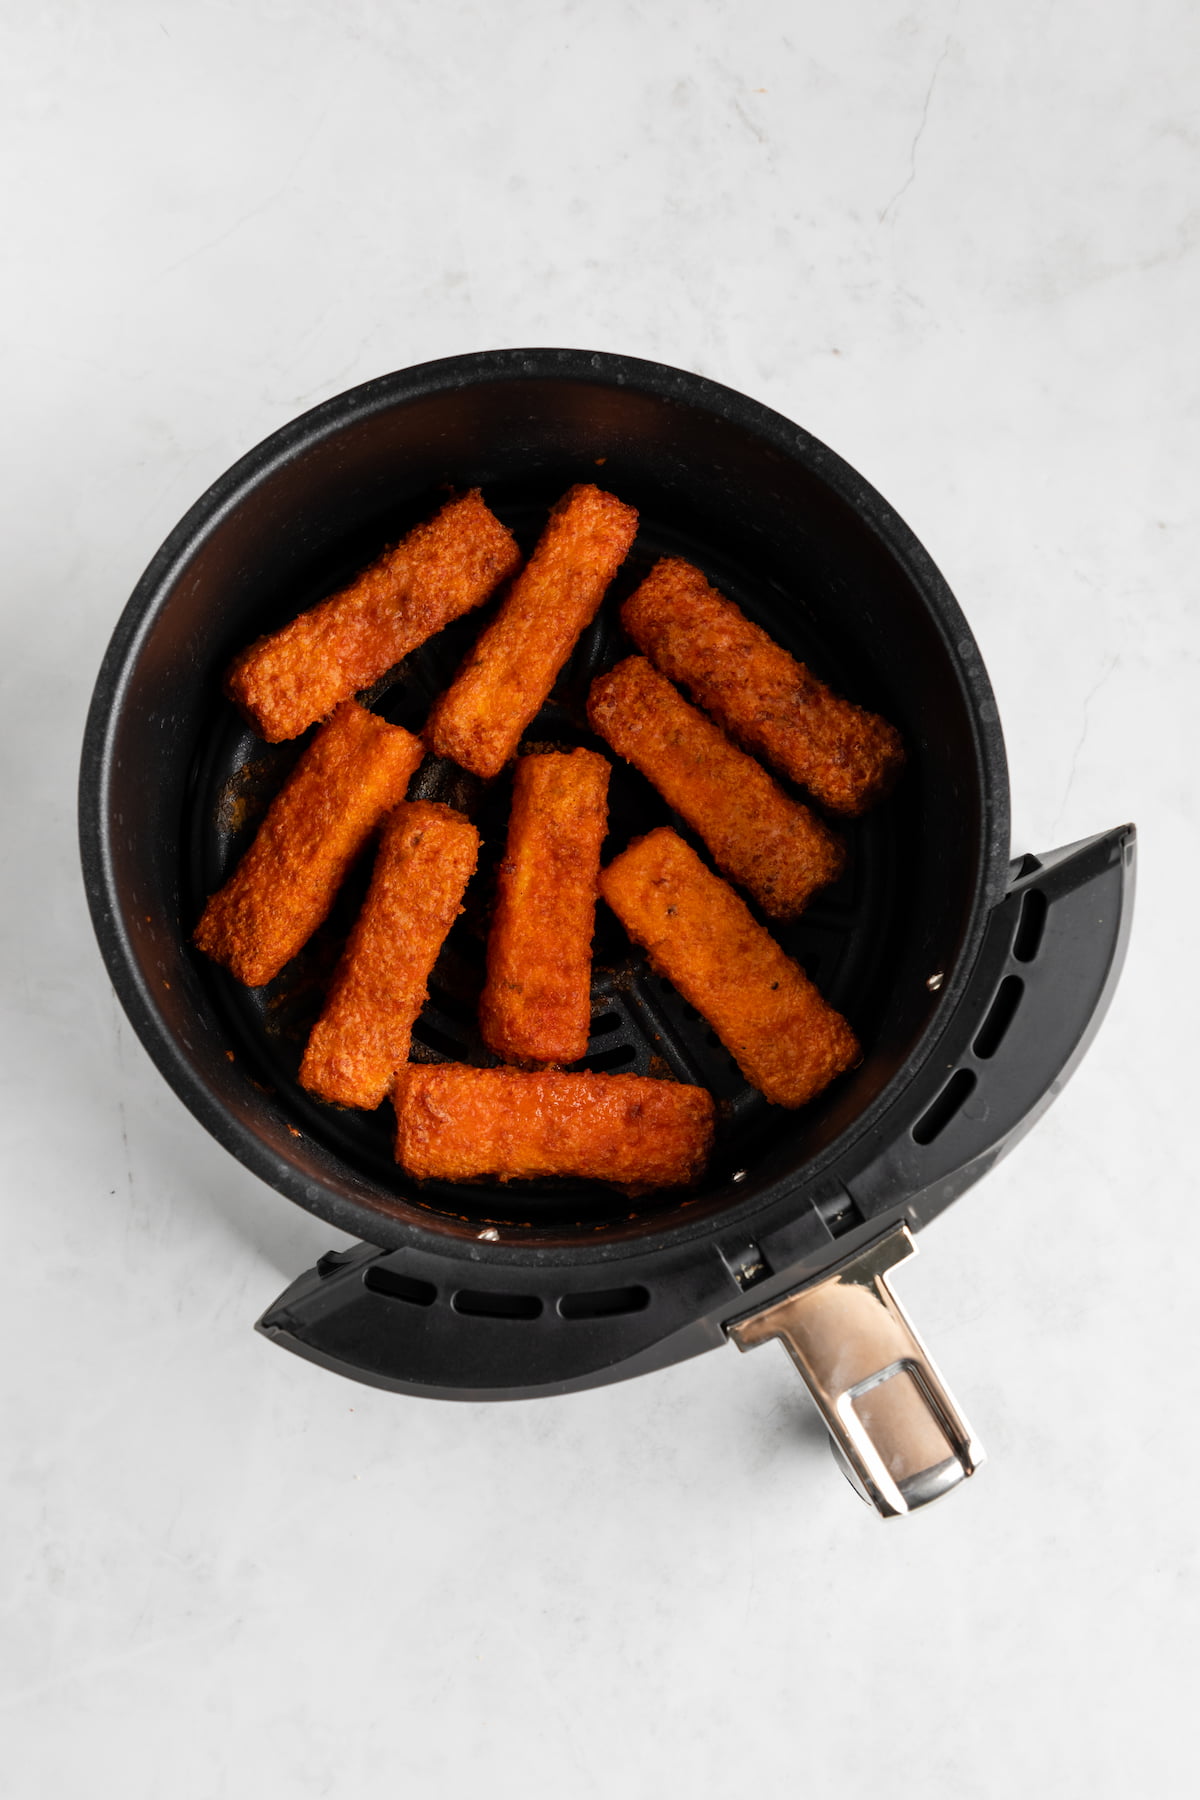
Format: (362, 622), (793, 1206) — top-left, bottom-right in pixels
(79, 350), (1134, 1516)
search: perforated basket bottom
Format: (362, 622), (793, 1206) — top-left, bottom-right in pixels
(187, 495), (907, 1232)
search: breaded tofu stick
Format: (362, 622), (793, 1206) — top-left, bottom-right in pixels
(193, 700), (422, 987)
(394, 1064), (714, 1188)
(226, 490), (521, 743)
(480, 749), (611, 1066)
(587, 656), (844, 921)
(299, 802), (480, 1109)
(622, 558), (904, 815)
(599, 828), (859, 1108)
(425, 484), (638, 778)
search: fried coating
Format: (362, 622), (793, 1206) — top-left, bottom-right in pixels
(425, 484), (638, 778)
(299, 802), (480, 1110)
(599, 828), (859, 1108)
(622, 558), (904, 816)
(193, 700), (423, 988)
(587, 656), (844, 920)
(393, 1064), (714, 1188)
(479, 749), (611, 1066)
(225, 490), (521, 743)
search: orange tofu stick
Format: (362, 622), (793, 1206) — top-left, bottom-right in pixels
(299, 802), (480, 1109)
(622, 558), (904, 815)
(587, 656), (844, 921)
(193, 700), (423, 987)
(225, 490), (521, 742)
(394, 1064), (714, 1188)
(599, 827), (859, 1108)
(425, 484), (638, 778)
(479, 749), (611, 1066)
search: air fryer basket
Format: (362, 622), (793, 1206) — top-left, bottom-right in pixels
(80, 350), (1135, 1515)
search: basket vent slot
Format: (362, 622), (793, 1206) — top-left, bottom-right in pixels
(363, 1267), (437, 1306)
(580, 1042), (637, 1073)
(559, 1286), (650, 1320)
(453, 1289), (543, 1320)
(912, 1069), (976, 1146)
(973, 975), (1024, 1060)
(1013, 888), (1047, 963)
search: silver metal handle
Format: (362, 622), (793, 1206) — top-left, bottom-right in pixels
(727, 1223), (984, 1517)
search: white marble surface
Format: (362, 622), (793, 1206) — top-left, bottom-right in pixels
(2, 2), (1197, 1794)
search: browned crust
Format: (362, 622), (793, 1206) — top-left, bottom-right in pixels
(599, 827), (859, 1108)
(622, 558), (904, 816)
(587, 656), (844, 920)
(479, 749), (611, 1066)
(393, 1063), (714, 1188)
(192, 700), (423, 987)
(225, 490), (521, 743)
(298, 802), (481, 1109)
(425, 484), (638, 778)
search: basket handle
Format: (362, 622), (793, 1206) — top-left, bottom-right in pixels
(728, 1222), (984, 1517)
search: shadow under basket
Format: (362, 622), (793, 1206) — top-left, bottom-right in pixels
(79, 349), (1135, 1517)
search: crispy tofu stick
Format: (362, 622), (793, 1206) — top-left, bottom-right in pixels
(587, 656), (844, 921)
(299, 802), (480, 1109)
(480, 749), (611, 1066)
(193, 700), (422, 987)
(394, 1064), (714, 1188)
(622, 558), (904, 815)
(225, 490), (521, 743)
(599, 827), (859, 1108)
(425, 484), (638, 778)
